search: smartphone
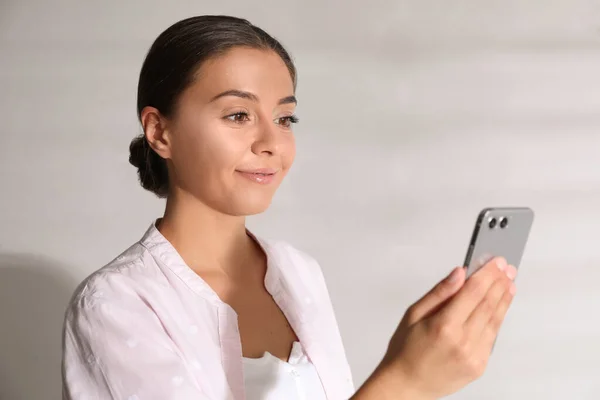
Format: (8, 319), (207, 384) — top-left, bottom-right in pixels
(463, 207), (535, 278)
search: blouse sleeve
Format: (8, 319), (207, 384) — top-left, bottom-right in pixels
(62, 295), (210, 400)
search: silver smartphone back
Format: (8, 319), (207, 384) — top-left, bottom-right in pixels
(464, 207), (534, 278)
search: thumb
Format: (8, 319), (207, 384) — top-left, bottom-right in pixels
(409, 267), (466, 322)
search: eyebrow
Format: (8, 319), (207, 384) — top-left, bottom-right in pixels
(209, 89), (297, 105)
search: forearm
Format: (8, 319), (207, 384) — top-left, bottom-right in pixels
(350, 362), (433, 400)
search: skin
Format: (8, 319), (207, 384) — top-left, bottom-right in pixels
(139, 45), (519, 398)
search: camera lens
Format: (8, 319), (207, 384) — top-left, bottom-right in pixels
(500, 217), (508, 228)
(488, 217), (497, 229)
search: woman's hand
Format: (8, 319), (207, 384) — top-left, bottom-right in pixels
(353, 257), (517, 400)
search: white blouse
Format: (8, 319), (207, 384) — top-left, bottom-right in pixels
(243, 340), (327, 400)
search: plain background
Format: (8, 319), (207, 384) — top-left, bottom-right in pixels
(1, 1), (599, 399)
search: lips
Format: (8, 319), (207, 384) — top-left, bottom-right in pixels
(235, 168), (278, 184)
(237, 168), (278, 175)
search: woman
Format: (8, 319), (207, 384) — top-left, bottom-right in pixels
(62, 15), (517, 400)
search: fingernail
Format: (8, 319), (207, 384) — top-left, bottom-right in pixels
(496, 257), (507, 271)
(509, 282), (517, 295)
(506, 265), (518, 280)
(447, 267), (460, 283)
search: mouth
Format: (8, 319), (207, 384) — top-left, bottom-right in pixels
(235, 169), (278, 185)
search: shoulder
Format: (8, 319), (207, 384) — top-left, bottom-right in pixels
(258, 237), (328, 286)
(65, 241), (166, 317)
(259, 235), (318, 262)
(265, 238), (319, 264)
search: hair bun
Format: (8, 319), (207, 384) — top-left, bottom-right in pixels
(128, 135), (169, 198)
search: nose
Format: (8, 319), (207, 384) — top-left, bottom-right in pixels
(251, 119), (281, 156)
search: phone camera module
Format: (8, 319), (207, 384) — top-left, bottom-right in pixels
(488, 217), (497, 229)
(499, 217), (508, 228)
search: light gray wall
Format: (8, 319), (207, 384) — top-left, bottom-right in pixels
(1, 1), (599, 399)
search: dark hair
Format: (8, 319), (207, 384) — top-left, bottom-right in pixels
(129, 15), (297, 198)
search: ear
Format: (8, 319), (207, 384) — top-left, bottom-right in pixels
(140, 106), (172, 159)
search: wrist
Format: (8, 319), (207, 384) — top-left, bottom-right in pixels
(351, 360), (433, 400)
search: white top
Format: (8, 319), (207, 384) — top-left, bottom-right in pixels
(242, 340), (327, 400)
(62, 221), (355, 400)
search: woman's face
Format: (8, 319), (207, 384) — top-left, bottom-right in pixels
(159, 47), (297, 216)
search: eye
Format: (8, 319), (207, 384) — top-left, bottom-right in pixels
(277, 115), (300, 128)
(225, 112), (250, 124)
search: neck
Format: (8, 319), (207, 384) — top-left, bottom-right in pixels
(157, 189), (257, 281)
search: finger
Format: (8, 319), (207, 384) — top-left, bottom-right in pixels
(480, 282), (516, 353)
(465, 270), (512, 339)
(407, 266), (466, 323)
(505, 264), (518, 281)
(440, 257), (506, 324)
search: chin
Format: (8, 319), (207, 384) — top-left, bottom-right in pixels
(223, 195), (274, 217)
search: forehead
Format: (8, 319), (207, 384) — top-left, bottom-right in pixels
(186, 47), (295, 103)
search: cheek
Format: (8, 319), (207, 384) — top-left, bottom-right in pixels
(172, 123), (247, 179)
(282, 135), (296, 171)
